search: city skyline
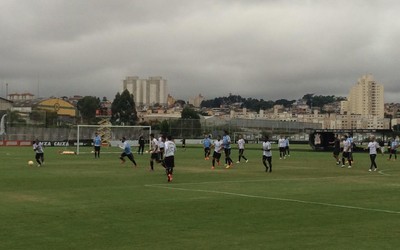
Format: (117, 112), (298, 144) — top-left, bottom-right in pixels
(1, 1), (400, 102)
(2, 74), (398, 105)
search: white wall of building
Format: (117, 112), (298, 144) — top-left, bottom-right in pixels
(123, 76), (167, 107)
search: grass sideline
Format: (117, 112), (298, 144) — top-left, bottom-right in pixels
(0, 144), (399, 249)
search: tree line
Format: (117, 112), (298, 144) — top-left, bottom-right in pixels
(200, 94), (346, 112)
(77, 89), (138, 125)
(76, 92), (346, 125)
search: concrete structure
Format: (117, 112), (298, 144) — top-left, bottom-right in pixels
(7, 93), (34, 101)
(167, 94), (176, 107)
(188, 94), (204, 108)
(297, 112), (389, 130)
(0, 97), (13, 111)
(123, 76), (167, 107)
(342, 74), (384, 118)
(137, 107), (182, 123)
(225, 91), (390, 130)
(12, 98), (76, 117)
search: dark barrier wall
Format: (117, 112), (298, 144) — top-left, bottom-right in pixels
(309, 129), (393, 151)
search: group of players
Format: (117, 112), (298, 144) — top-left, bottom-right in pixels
(118, 133), (176, 182)
(92, 131), (177, 182)
(202, 132), (290, 173)
(41, 130), (398, 182)
(31, 130), (288, 180)
(43, 130), (399, 184)
(201, 130), (236, 170)
(31, 133), (176, 182)
(331, 133), (399, 171)
(30, 129), (398, 184)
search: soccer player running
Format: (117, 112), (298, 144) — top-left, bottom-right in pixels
(119, 137), (137, 167)
(33, 139), (44, 167)
(93, 132), (101, 158)
(211, 136), (223, 170)
(262, 136), (272, 172)
(203, 134), (212, 160)
(149, 133), (159, 171)
(223, 130), (234, 169)
(236, 135), (248, 163)
(278, 135), (286, 159)
(367, 135), (381, 172)
(164, 135), (176, 182)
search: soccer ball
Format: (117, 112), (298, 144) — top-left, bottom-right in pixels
(28, 160), (34, 166)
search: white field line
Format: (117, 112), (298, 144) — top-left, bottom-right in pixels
(146, 174), (387, 187)
(145, 183), (400, 215)
(378, 169), (397, 176)
(78, 151), (122, 154)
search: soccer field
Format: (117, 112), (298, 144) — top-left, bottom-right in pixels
(1, 144), (399, 249)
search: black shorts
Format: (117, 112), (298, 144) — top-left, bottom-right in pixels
(164, 156), (174, 169)
(158, 148), (164, 158)
(121, 152), (134, 160)
(213, 151), (221, 160)
(263, 155), (272, 161)
(151, 152), (159, 160)
(94, 146), (101, 152)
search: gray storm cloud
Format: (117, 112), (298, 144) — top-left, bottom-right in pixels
(0, 0), (399, 102)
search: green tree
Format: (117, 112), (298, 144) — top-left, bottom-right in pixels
(243, 98), (274, 112)
(274, 99), (295, 108)
(302, 94), (343, 108)
(181, 107), (200, 119)
(160, 120), (170, 134)
(174, 99), (186, 107)
(302, 94), (314, 104)
(77, 96), (100, 124)
(111, 89), (138, 125)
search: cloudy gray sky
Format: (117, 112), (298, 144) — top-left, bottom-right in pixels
(1, 0), (399, 102)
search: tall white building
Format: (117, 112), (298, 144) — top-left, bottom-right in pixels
(123, 76), (167, 107)
(188, 94), (204, 108)
(341, 74), (384, 118)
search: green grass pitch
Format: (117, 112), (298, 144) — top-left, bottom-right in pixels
(1, 144), (399, 249)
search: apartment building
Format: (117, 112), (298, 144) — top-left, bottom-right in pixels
(341, 74), (384, 118)
(123, 76), (167, 107)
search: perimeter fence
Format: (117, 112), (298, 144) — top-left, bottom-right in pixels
(1, 118), (322, 143)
